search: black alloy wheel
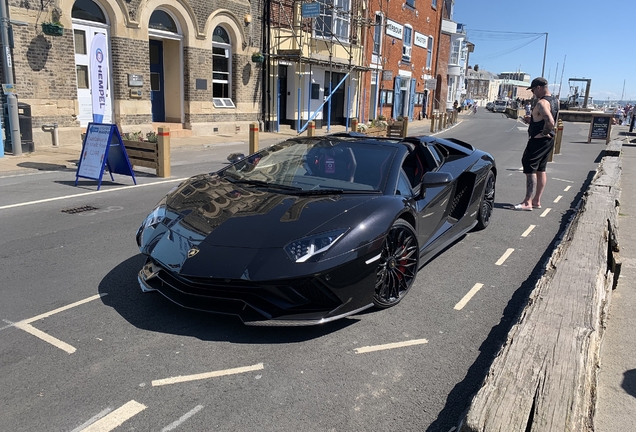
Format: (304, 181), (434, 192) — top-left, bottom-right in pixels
(475, 170), (495, 230)
(373, 219), (420, 308)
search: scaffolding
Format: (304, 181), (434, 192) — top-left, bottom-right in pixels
(267, 0), (368, 133)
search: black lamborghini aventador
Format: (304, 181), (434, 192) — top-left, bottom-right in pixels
(136, 133), (496, 325)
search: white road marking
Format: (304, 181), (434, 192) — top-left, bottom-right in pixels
(354, 338), (428, 354)
(11, 294), (107, 353)
(80, 400), (146, 432)
(540, 208), (551, 217)
(70, 408), (113, 432)
(454, 283), (484, 310)
(152, 363), (265, 387)
(552, 177), (574, 183)
(13, 322), (76, 354)
(160, 405), (204, 432)
(521, 225), (536, 237)
(20, 294), (106, 324)
(553, 195), (562, 203)
(564, 185), (572, 192)
(0, 178), (187, 211)
(495, 248), (515, 266)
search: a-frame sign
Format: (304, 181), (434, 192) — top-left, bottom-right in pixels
(75, 123), (137, 190)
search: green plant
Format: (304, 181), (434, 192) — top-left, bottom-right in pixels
(251, 52), (264, 63)
(377, 115), (386, 121)
(146, 131), (158, 143)
(122, 131), (145, 141)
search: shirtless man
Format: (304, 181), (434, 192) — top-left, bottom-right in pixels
(511, 77), (558, 211)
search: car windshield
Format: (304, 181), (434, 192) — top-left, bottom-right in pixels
(222, 138), (397, 192)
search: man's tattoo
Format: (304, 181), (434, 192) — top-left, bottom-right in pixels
(525, 174), (536, 201)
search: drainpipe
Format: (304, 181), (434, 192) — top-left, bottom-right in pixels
(41, 123), (59, 147)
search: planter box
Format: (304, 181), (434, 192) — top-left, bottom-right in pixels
(362, 127), (387, 137)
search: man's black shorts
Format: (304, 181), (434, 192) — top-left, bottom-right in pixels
(522, 136), (555, 173)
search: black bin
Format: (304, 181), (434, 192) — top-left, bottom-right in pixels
(4, 102), (34, 153)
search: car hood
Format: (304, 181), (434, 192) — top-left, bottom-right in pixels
(161, 174), (379, 248)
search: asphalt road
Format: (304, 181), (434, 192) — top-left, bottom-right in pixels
(0, 110), (607, 431)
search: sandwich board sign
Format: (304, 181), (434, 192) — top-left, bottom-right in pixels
(75, 123), (136, 190)
(588, 113), (612, 144)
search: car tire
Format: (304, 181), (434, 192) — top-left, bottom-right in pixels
(475, 170), (495, 230)
(373, 219), (420, 308)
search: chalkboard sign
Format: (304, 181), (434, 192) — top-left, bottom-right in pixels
(588, 114), (612, 143)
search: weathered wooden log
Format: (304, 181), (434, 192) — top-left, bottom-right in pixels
(460, 156), (621, 432)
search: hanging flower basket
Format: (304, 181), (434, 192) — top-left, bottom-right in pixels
(251, 52), (265, 63)
(42, 22), (64, 36)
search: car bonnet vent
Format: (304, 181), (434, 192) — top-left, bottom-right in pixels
(61, 205), (98, 214)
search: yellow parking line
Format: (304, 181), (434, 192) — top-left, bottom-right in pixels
(454, 283), (484, 310)
(354, 339), (428, 354)
(80, 400), (146, 432)
(152, 363), (264, 387)
(521, 225), (536, 237)
(495, 248), (514, 266)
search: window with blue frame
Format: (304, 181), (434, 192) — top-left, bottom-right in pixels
(402, 26), (413, 62)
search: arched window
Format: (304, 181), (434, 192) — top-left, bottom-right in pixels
(72, 0), (106, 23)
(212, 26), (234, 108)
(149, 10), (178, 33)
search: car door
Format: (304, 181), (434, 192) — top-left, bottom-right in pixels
(400, 147), (451, 248)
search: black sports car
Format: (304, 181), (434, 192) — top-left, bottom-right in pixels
(136, 133), (496, 325)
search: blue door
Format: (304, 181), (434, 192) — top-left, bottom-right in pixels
(149, 39), (165, 122)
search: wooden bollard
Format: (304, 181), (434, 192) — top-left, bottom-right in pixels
(443, 112), (448, 129)
(430, 113), (436, 133)
(307, 120), (316, 137)
(249, 122), (259, 153)
(351, 118), (358, 133)
(157, 126), (171, 178)
(436, 113), (442, 132)
(555, 119), (564, 155)
(402, 117), (409, 137)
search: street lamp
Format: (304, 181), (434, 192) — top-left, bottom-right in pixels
(541, 32), (548, 78)
(0, 2), (22, 155)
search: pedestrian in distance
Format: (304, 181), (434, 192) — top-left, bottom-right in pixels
(508, 77), (558, 211)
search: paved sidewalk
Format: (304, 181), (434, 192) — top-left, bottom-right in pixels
(595, 125), (636, 431)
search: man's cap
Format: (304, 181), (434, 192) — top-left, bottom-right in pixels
(528, 77), (548, 90)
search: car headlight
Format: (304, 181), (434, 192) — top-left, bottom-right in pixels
(285, 229), (348, 263)
(143, 199), (167, 230)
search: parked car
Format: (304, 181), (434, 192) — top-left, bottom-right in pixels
(486, 102), (494, 111)
(136, 133), (496, 325)
(493, 100), (508, 113)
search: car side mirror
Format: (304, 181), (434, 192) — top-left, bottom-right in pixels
(421, 171), (453, 187)
(227, 152), (245, 163)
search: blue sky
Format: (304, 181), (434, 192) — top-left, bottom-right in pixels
(453, 0), (636, 102)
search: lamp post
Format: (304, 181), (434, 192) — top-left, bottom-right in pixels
(0, 0), (21, 155)
(541, 32), (548, 78)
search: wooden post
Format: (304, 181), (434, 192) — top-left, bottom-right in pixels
(402, 117), (409, 137)
(555, 119), (564, 155)
(430, 112), (436, 133)
(351, 118), (358, 133)
(157, 126), (171, 178)
(307, 120), (316, 137)
(436, 113), (442, 132)
(443, 112), (448, 129)
(249, 122), (259, 153)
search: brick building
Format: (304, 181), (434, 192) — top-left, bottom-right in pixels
(2, 0), (263, 149)
(358, 0), (455, 123)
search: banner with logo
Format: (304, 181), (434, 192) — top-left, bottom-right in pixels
(89, 33), (108, 123)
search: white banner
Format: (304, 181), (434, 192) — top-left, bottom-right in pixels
(385, 19), (403, 40)
(414, 32), (428, 49)
(89, 33), (108, 123)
